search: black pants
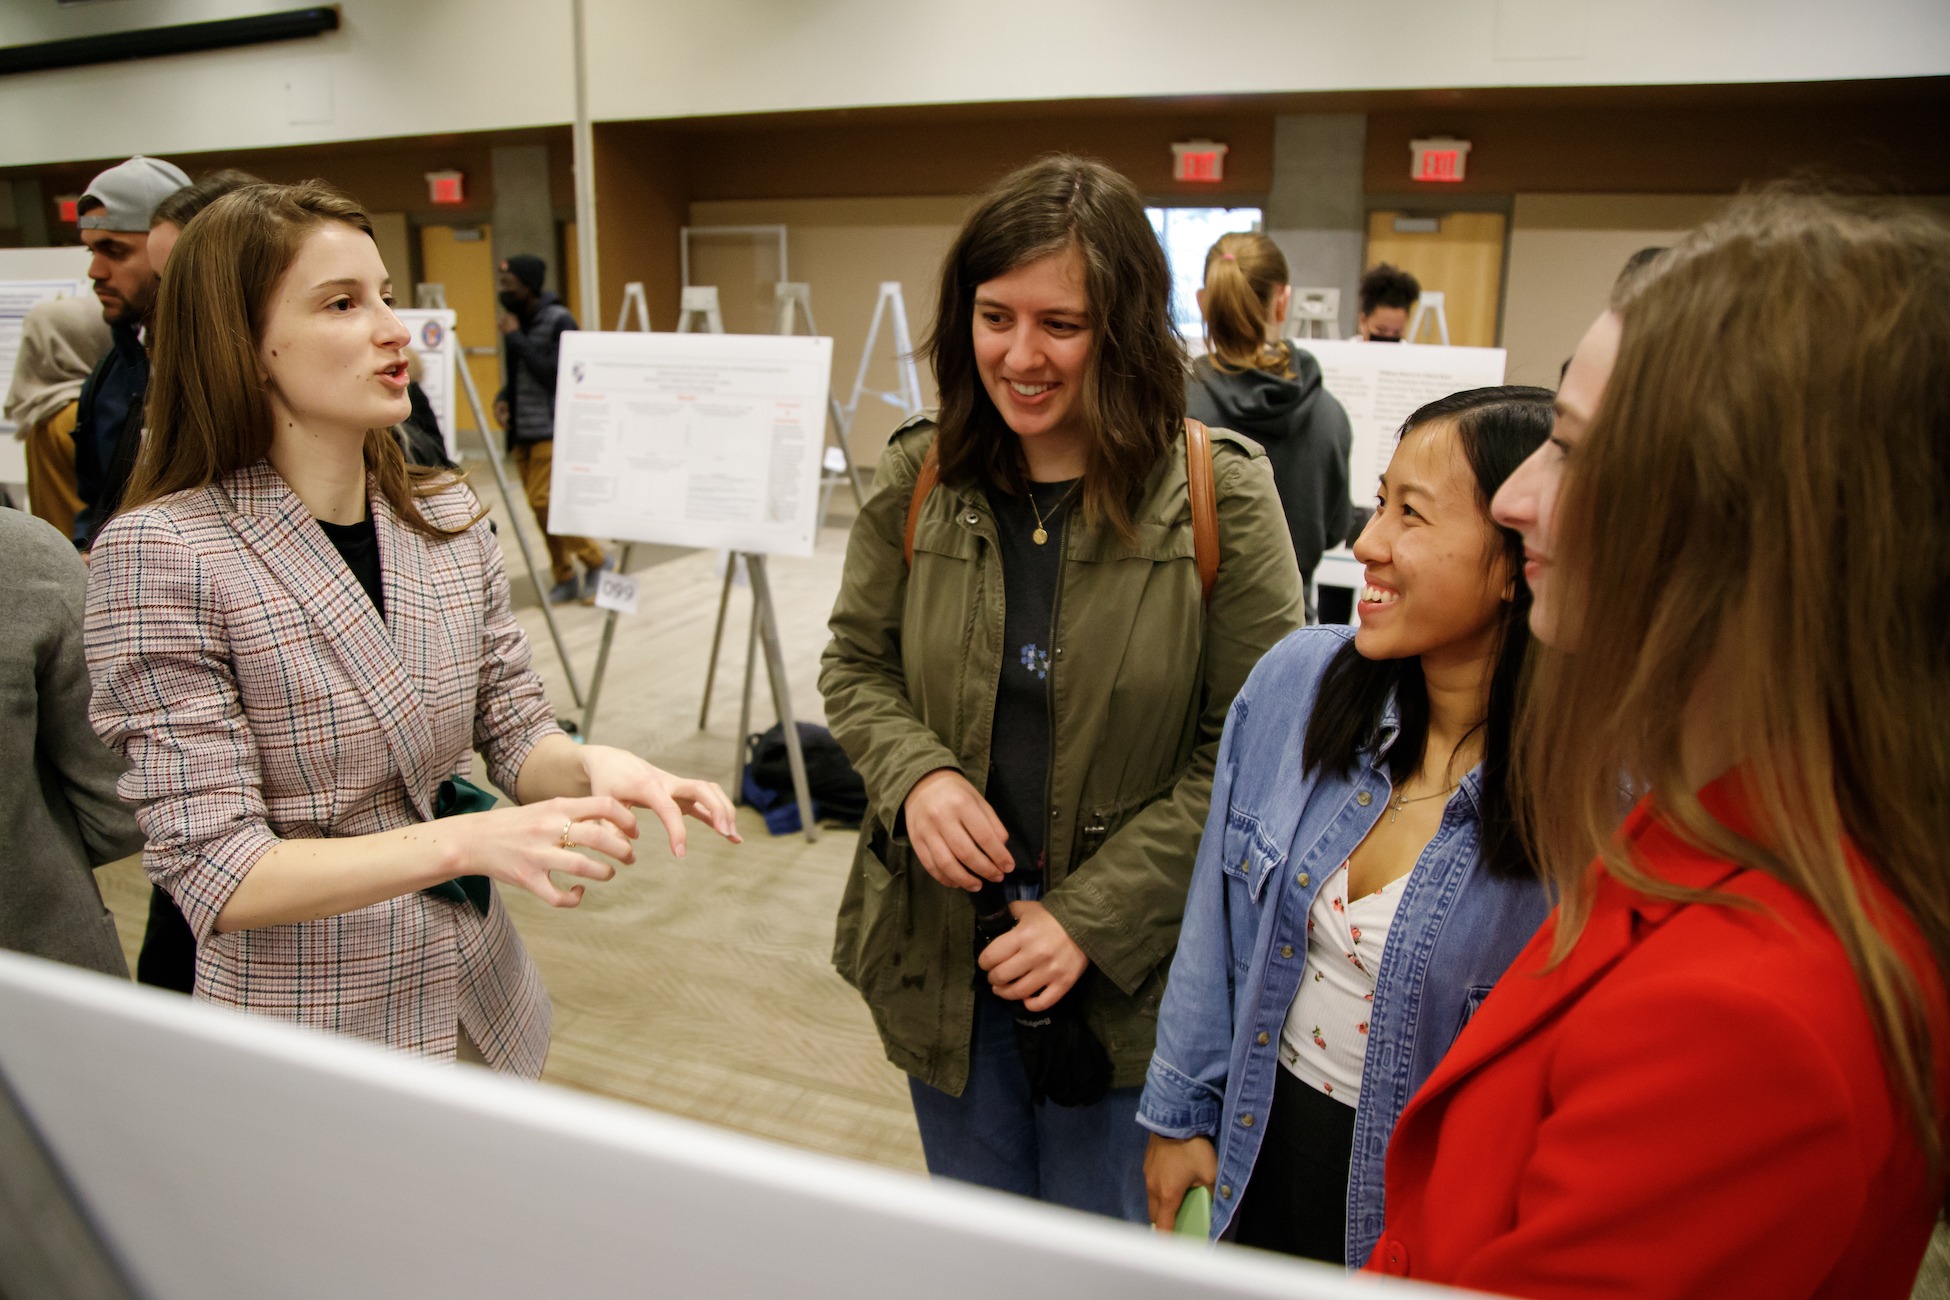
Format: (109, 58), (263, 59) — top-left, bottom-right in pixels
(1230, 1065), (1359, 1264)
(136, 885), (196, 994)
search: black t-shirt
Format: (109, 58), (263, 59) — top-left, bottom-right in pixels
(318, 516), (385, 620)
(982, 478), (1078, 880)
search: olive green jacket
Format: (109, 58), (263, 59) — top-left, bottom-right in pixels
(820, 418), (1304, 1095)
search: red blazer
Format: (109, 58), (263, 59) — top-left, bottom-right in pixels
(1367, 778), (1949, 1298)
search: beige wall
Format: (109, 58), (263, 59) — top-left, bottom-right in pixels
(1500, 194), (1729, 388)
(688, 197), (970, 467)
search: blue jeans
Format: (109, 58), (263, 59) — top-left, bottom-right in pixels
(907, 987), (1149, 1223)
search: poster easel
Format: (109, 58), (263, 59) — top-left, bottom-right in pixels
(1405, 291), (1451, 346)
(569, 303), (819, 840)
(414, 282), (584, 708)
(775, 281), (867, 522)
(836, 281), (925, 443)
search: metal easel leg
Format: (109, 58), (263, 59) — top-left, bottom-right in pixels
(734, 568), (760, 803)
(744, 555), (817, 842)
(698, 555), (738, 731)
(450, 344), (585, 709)
(578, 543), (633, 745)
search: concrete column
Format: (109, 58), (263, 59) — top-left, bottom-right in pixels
(489, 144), (559, 296)
(1264, 114), (1366, 338)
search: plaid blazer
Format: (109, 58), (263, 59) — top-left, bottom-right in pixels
(85, 461), (562, 1076)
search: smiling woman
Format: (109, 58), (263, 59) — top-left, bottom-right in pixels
(820, 155), (1304, 1222)
(82, 181), (739, 1074)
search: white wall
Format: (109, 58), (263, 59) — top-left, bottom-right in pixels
(2, 0), (1946, 166)
(0, 0), (575, 167)
(587, 0), (1950, 121)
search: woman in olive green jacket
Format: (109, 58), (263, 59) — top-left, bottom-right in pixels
(820, 156), (1303, 1222)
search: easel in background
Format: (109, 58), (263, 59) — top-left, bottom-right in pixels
(614, 281), (651, 333)
(1405, 290), (1451, 346)
(624, 292), (818, 840)
(836, 281), (925, 444)
(1286, 287), (1342, 340)
(675, 286), (726, 334)
(775, 281), (867, 523)
(415, 282), (584, 708)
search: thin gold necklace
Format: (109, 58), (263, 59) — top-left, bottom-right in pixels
(1388, 782), (1459, 824)
(1028, 483), (1076, 546)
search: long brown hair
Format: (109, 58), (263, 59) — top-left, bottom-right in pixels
(123, 180), (469, 538)
(1515, 186), (1950, 1175)
(1201, 231), (1293, 377)
(923, 155), (1183, 541)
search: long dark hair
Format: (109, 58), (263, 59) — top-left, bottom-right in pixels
(922, 154), (1184, 542)
(1302, 385), (1554, 877)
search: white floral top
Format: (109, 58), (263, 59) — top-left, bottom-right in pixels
(1279, 860), (1410, 1106)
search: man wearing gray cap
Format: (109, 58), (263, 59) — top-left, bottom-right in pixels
(71, 154), (189, 550)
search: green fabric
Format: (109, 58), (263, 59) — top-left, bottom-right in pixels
(423, 776), (496, 916)
(820, 417), (1304, 1096)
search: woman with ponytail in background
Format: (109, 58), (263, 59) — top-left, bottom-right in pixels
(1187, 232), (1354, 624)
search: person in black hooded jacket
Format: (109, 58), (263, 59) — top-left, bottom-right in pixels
(1186, 232), (1353, 624)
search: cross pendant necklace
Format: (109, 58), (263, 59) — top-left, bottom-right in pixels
(1388, 782), (1460, 824)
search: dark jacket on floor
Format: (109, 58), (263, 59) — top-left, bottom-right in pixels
(1186, 342), (1353, 589)
(496, 293), (576, 450)
(0, 508), (141, 975)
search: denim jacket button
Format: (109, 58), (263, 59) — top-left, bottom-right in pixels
(1280, 944), (1295, 959)
(1295, 872), (1310, 888)
(1219, 1184), (1233, 1199)
(1239, 1113), (1254, 1128)
(1256, 1031), (1270, 1046)
(1356, 791), (1373, 807)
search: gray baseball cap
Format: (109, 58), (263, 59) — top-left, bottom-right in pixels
(77, 156), (191, 232)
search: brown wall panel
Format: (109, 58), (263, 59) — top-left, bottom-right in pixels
(660, 111), (1275, 201)
(1365, 103), (1950, 196)
(592, 124), (691, 330)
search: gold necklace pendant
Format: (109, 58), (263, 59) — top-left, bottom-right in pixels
(1028, 483), (1074, 546)
(1032, 526), (1048, 545)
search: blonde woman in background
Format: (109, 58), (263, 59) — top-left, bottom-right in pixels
(1186, 232), (1353, 624)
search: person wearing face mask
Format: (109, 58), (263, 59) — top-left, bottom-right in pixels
(1186, 232), (1354, 625)
(70, 154), (190, 550)
(85, 183), (741, 1072)
(1356, 265), (1420, 343)
(1367, 190), (1950, 1297)
(820, 155), (1303, 1221)
(1141, 387), (1553, 1265)
(493, 254), (608, 604)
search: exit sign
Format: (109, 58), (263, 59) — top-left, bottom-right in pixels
(55, 194), (80, 223)
(1172, 140), (1229, 184)
(425, 170), (466, 205)
(1410, 137), (1472, 184)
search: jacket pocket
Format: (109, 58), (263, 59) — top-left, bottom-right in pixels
(1454, 983), (1497, 1038)
(1072, 773), (1183, 867)
(849, 823), (912, 999)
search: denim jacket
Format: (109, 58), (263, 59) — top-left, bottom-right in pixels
(1138, 626), (1550, 1265)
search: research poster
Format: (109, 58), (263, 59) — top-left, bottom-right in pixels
(547, 331), (834, 557)
(1293, 339), (1509, 506)
(394, 308), (458, 460)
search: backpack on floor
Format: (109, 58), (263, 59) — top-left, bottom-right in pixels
(741, 723), (869, 835)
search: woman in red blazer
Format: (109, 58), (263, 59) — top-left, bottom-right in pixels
(86, 182), (740, 1073)
(1366, 191), (1950, 1296)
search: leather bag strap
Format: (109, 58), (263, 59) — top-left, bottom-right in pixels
(903, 444), (941, 567)
(1185, 418), (1219, 606)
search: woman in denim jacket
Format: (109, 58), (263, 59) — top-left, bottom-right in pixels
(1140, 387), (1553, 1265)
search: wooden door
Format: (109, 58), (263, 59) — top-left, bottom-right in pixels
(1364, 211), (1506, 348)
(418, 223), (498, 435)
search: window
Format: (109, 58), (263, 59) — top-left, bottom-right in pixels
(1146, 206), (1264, 342)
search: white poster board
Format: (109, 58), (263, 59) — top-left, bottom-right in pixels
(1292, 339), (1509, 507)
(0, 952), (1463, 1300)
(393, 308), (459, 460)
(548, 330), (834, 557)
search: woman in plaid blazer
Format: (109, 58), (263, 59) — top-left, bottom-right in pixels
(84, 182), (738, 1076)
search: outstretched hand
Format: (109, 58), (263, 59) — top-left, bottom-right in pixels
(447, 794), (638, 908)
(578, 743), (742, 858)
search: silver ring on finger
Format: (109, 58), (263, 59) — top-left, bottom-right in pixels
(559, 819), (577, 850)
